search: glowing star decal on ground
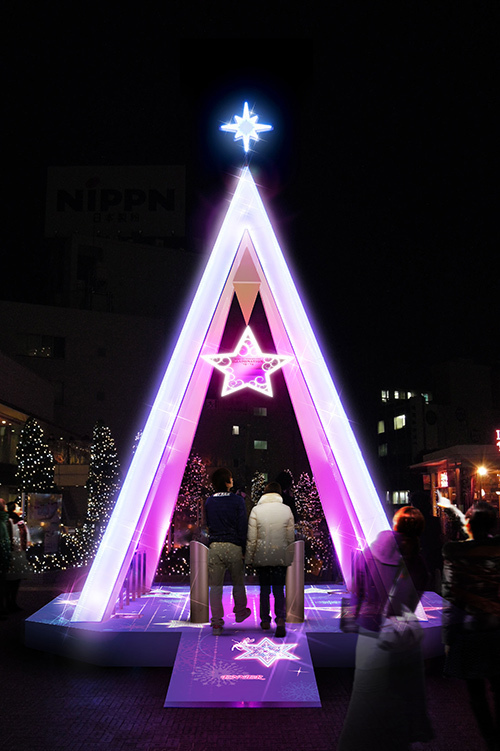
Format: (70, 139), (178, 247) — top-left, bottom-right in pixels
(220, 102), (273, 153)
(202, 326), (292, 397)
(231, 637), (300, 667)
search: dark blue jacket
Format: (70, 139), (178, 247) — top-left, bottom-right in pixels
(205, 492), (247, 552)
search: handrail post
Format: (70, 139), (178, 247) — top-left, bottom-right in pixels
(190, 540), (209, 623)
(286, 540), (304, 623)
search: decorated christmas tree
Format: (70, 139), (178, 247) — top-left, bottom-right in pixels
(29, 421), (122, 572)
(156, 453), (210, 580)
(294, 472), (336, 580)
(85, 420), (122, 537)
(16, 417), (55, 493)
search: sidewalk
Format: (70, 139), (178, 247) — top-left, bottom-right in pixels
(0, 569), (489, 751)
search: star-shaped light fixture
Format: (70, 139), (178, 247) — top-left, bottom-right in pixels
(202, 326), (292, 397)
(220, 102), (273, 153)
(232, 637), (299, 667)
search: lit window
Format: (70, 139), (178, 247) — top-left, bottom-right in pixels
(421, 392), (432, 404)
(407, 391), (415, 399)
(253, 407), (268, 416)
(19, 334), (65, 359)
(254, 440), (268, 450)
(392, 491), (409, 504)
(232, 425), (240, 435)
(394, 415), (406, 430)
(381, 390), (390, 402)
(377, 420), (385, 435)
(394, 391), (400, 400)
(378, 443), (388, 457)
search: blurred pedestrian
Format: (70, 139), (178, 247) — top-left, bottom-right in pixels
(0, 499), (11, 619)
(338, 506), (433, 750)
(442, 501), (500, 751)
(410, 490), (444, 593)
(5, 500), (31, 611)
(246, 481), (295, 637)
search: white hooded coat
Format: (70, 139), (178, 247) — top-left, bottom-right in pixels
(245, 492), (295, 567)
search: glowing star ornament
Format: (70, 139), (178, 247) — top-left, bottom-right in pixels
(221, 102), (273, 153)
(231, 637), (300, 667)
(203, 326), (292, 397)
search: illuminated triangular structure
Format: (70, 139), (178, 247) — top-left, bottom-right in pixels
(72, 167), (390, 623)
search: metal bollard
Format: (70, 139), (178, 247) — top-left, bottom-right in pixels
(190, 540), (209, 623)
(286, 540), (305, 623)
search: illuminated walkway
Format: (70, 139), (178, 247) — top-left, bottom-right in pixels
(0, 570), (487, 750)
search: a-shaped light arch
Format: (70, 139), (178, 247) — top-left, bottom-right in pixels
(72, 167), (389, 623)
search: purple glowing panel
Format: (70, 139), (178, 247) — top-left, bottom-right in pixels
(164, 630), (320, 707)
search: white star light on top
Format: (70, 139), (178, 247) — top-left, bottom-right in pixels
(231, 637), (299, 667)
(202, 326), (292, 397)
(220, 102), (273, 153)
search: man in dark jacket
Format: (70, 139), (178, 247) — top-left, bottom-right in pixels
(205, 468), (251, 635)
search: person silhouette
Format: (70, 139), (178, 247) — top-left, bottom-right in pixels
(204, 468), (251, 635)
(442, 502), (500, 751)
(338, 506), (433, 750)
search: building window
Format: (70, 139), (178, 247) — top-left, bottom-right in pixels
(378, 443), (388, 457)
(381, 390), (390, 402)
(392, 490), (409, 505)
(254, 440), (268, 450)
(232, 425), (240, 435)
(253, 407), (268, 416)
(421, 392), (432, 404)
(377, 420), (385, 435)
(18, 334), (65, 359)
(394, 414), (406, 430)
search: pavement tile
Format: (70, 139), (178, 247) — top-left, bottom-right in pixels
(0, 570), (492, 751)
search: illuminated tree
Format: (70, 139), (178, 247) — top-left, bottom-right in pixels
(294, 472), (335, 580)
(16, 417), (55, 493)
(85, 420), (121, 540)
(156, 453), (210, 580)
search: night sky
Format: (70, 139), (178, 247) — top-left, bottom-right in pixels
(4, 6), (497, 443)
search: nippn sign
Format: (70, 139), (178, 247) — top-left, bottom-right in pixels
(45, 166), (185, 239)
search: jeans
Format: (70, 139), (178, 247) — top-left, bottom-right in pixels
(257, 565), (287, 624)
(208, 542), (248, 627)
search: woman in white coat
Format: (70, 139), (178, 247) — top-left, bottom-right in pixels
(245, 482), (295, 637)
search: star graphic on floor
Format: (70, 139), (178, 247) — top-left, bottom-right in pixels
(202, 326), (292, 397)
(220, 102), (273, 153)
(231, 637), (300, 667)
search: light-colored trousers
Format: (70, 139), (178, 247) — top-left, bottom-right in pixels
(208, 542), (248, 627)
